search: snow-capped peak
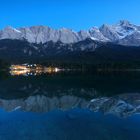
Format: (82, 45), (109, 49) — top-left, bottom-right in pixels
(99, 20), (139, 41)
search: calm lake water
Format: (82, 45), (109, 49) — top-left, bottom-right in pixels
(0, 70), (140, 140)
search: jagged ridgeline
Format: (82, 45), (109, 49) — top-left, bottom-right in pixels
(1, 20), (140, 45)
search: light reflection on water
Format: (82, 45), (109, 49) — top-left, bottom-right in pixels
(0, 70), (140, 139)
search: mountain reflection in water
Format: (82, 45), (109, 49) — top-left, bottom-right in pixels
(0, 71), (140, 139)
(0, 94), (140, 117)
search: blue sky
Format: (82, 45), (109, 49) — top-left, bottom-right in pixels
(0, 0), (140, 30)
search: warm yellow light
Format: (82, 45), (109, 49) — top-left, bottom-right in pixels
(10, 65), (61, 76)
(10, 69), (30, 76)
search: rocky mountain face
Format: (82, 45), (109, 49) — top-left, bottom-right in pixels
(0, 20), (140, 46)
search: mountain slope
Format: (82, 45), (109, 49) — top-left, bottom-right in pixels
(1, 39), (140, 65)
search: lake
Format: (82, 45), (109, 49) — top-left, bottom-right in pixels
(0, 69), (140, 140)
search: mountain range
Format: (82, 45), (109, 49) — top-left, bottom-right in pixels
(0, 20), (140, 46)
(0, 20), (140, 64)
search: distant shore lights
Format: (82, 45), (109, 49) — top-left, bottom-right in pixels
(10, 64), (61, 76)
